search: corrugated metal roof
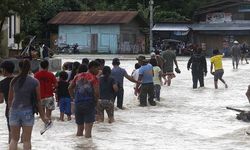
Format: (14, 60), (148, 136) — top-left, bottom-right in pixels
(48, 11), (142, 25)
(192, 23), (250, 30)
(153, 22), (250, 31)
(152, 24), (191, 31)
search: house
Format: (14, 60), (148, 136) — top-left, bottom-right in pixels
(48, 11), (148, 54)
(153, 0), (250, 56)
(192, 0), (250, 55)
(0, 15), (20, 57)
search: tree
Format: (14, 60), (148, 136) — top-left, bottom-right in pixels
(21, 0), (87, 41)
(137, 3), (150, 20)
(19, 0), (214, 45)
(0, 0), (39, 55)
(0, 0), (39, 33)
(154, 11), (189, 22)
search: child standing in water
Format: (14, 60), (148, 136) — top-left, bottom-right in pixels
(131, 63), (141, 96)
(150, 58), (162, 101)
(56, 71), (72, 121)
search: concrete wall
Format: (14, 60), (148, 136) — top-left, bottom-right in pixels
(8, 15), (20, 49)
(2, 58), (62, 73)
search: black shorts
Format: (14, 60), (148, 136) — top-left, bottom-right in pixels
(75, 101), (95, 124)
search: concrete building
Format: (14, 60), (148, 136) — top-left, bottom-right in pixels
(48, 11), (148, 54)
(193, 0), (250, 56)
(153, 0), (250, 56)
(0, 15), (20, 57)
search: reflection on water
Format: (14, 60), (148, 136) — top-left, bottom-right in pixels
(0, 55), (250, 149)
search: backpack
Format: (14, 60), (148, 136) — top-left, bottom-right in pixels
(74, 78), (94, 103)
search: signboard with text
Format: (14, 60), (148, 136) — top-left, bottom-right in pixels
(206, 13), (232, 23)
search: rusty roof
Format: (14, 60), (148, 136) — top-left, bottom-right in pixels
(48, 11), (147, 25)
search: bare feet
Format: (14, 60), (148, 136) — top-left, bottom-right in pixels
(59, 117), (64, 121)
(98, 119), (104, 123)
(108, 118), (114, 123)
(164, 79), (167, 85)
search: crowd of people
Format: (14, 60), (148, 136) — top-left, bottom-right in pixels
(0, 41), (249, 149)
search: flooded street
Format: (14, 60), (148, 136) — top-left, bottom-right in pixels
(1, 55), (250, 150)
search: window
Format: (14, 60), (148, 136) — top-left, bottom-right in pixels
(14, 15), (16, 35)
(9, 16), (12, 38)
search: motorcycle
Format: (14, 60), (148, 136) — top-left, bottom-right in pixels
(69, 43), (79, 54)
(56, 43), (79, 54)
(56, 43), (70, 54)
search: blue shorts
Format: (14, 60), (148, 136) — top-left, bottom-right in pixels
(75, 101), (95, 124)
(9, 108), (34, 126)
(59, 97), (71, 115)
(214, 69), (224, 81)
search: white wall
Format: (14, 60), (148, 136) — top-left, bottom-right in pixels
(7, 15), (20, 49)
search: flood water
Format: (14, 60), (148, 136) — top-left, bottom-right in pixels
(1, 55), (250, 150)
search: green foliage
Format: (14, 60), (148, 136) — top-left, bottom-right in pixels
(154, 11), (189, 22)
(94, 0), (129, 11)
(153, 0), (212, 22)
(0, 0), (39, 32)
(137, 3), (149, 19)
(20, 0), (92, 39)
(0, 0), (39, 56)
(94, 0), (109, 10)
(17, 0), (214, 41)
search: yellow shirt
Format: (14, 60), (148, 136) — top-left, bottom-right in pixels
(153, 66), (161, 85)
(210, 55), (223, 71)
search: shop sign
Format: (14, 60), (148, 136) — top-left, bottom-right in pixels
(206, 13), (232, 23)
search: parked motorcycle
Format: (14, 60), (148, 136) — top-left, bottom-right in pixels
(69, 43), (79, 54)
(56, 43), (79, 54)
(56, 43), (70, 54)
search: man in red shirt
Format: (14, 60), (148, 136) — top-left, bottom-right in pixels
(35, 60), (57, 120)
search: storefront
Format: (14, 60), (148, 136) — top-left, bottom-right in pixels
(152, 0), (250, 56)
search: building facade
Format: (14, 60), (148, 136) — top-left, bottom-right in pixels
(48, 11), (148, 54)
(153, 0), (250, 56)
(1, 15), (20, 56)
(193, 0), (250, 56)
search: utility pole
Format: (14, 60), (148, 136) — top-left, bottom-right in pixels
(149, 0), (154, 52)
